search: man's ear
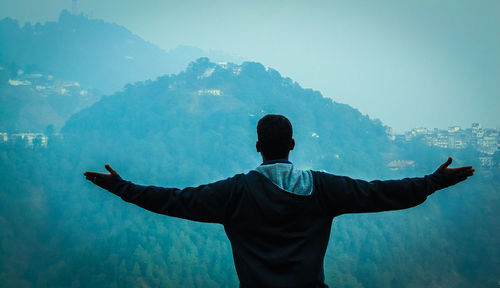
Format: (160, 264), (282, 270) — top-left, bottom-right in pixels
(290, 138), (295, 151)
(256, 141), (261, 153)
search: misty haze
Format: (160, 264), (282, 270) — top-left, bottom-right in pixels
(0, 1), (499, 288)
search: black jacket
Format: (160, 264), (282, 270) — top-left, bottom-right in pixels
(105, 169), (445, 288)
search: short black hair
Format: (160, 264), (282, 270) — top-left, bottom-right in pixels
(257, 114), (293, 159)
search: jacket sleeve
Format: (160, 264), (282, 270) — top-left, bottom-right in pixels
(313, 171), (446, 216)
(104, 175), (242, 224)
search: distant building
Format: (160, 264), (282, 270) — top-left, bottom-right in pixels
(436, 134), (448, 148)
(391, 123), (499, 170)
(448, 126), (461, 133)
(414, 127), (428, 134)
(11, 133), (36, 147)
(217, 62), (228, 69)
(7, 133), (49, 148)
(197, 89), (222, 96)
(7, 69), (90, 98)
(472, 123), (483, 139)
(232, 66), (242, 75)
(479, 156), (494, 168)
(8, 79), (31, 86)
(478, 130), (499, 154)
(394, 123), (499, 152)
(387, 160), (415, 171)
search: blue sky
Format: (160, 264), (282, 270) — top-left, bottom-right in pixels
(1, 0), (499, 132)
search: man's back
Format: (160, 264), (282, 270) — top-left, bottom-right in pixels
(224, 169), (332, 287)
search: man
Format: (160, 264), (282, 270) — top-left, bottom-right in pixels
(84, 114), (474, 288)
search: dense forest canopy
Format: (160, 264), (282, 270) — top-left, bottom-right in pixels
(1, 57), (498, 287)
(0, 10), (498, 288)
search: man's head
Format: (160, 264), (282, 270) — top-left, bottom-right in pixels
(256, 114), (295, 161)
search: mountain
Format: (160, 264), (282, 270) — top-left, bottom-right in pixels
(1, 58), (498, 287)
(63, 57), (393, 179)
(0, 10), (239, 95)
(0, 10), (240, 132)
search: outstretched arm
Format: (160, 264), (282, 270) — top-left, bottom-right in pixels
(84, 164), (239, 224)
(316, 157), (474, 216)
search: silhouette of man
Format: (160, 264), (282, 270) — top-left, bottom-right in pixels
(84, 114), (474, 288)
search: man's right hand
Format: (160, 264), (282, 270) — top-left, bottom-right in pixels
(84, 164), (122, 191)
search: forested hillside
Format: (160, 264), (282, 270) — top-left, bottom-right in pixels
(0, 10), (237, 132)
(63, 57), (392, 179)
(0, 62), (99, 132)
(0, 10), (235, 94)
(1, 58), (498, 287)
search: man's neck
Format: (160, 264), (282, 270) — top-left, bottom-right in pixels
(260, 159), (292, 165)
